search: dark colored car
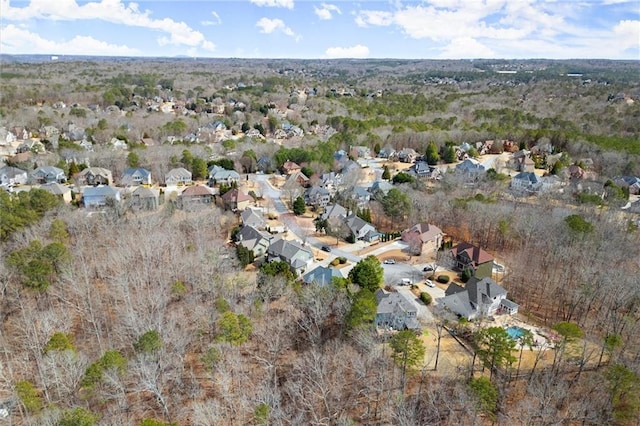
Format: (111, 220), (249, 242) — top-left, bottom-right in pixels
(321, 245), (332, 252)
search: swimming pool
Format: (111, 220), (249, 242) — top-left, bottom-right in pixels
(506, 325), (525, 339)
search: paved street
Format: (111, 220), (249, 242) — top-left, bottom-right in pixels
(253, 173), (445, 325)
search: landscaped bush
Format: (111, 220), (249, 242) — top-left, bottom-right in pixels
(330, 258), (340, 266)
(437, 275), (450, 284)
(420, 292), (432, 305)
(337, 256), (347, 264)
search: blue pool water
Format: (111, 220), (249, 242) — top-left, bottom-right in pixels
(506, 325), (525, 339)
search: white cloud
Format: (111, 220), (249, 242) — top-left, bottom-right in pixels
(355, 10), (393, 28)
(250, 0), (294, 9)
(438, 37), (496, 59)
(0, 24), (139, 56)
(0, 0), (215, 51)
(202, 11), (222, 26)
(612, 19), (640, 51)
(256, 17), (299, 40)
(325, 44), (370, 58)
(314, 3), (341, 20)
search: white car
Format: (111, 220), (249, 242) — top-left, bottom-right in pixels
(425, 279), (435, 288)
(383, 259), (396, 264)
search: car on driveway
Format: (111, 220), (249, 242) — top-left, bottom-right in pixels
(321, 245), (332, 252)
(383, 259), (396, 264)
(425, 279), (435, 288)
(423, 265), (434, 272)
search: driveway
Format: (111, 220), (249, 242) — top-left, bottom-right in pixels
(395, 285), (435, 323)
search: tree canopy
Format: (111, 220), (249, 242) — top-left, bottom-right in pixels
(348, 255), (384, 292)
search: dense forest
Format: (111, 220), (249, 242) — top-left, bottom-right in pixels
(0, 57), (639, 425)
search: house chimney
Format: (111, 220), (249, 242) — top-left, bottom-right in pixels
(486, 281), (490, 297)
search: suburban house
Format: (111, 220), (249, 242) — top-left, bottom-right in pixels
(241, 208), (265, 229)
(440, 277), (518, 320)
(221, 188), (253, 211)
(349, 186), (372, 207)
(345, 214), (379, 243)
(178, 185), (214, 209)
(131, 186), (159, 210)
(374, 289), (420, 331)
(401, 223), (443, 254)
(333, 150), (349, 170)
(614, 176), (640, 195)
(350, 145), (371, 159)
(120, 168), (152, 186)
(319, 172), (342, 194)
(281, 161), (301, 175)
(450, 242), (494, 279)
(455, 159), (486, 177)
(82, 185), (121, 208)
(256, 156), (273, 173)
(267, 238), (313, 275)
(369, 180), (394, 197)
(319, 203), (348, 221)
(377, 146), (396, 159)
(396, 148), (418, 163)
(409, 161), (441, 180)
(76, 167), (113, 186)
(0, 166), (28, 186)
(236, 225), (272, 258)
(30, 166), (66, 184)
(208, 165), (240, 186)
(509, 150), (536, 173)
(304, 186), (331, 208)
(341, 160), (361, 176)
(302, 265), (344, 287)
(165, 167), (192, 186)
(39, 182), (72, 203)
(511, 172), (543, 193)
(287, 171), (310, 188)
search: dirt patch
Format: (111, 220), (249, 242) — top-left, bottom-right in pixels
(419, 325), (474, 375)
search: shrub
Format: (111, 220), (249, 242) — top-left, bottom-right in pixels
(337, 256), (347, 264)
(330, 258), (340, 266)
(134, 330), (162, 354)
(16, 380), (42, 412)
(461, 268), (472, 283)
(437, 275), (450, 284)
(420, 292), (433, 305)
(44, 332), (75, 353)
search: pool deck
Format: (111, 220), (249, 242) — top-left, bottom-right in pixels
(492, 314), (555, 350)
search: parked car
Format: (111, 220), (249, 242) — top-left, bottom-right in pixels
(383, 259), (396, 264)
(423, 265), (434, 272)
(399, 278), (412, 286)
(425, 279), (435, 288)
(321, 245), (332, 252)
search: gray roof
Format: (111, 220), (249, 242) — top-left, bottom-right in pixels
(132, 186), (159, 199)
(345, 214), (373, 234)
(33, 166), (64, 176)
(39, 182), (70, 195)
(302, 265), (343, 286)
(241, 208), (265, 228)
(83, 185), (120, 197)
(0, 166), (28, 178)
(237, 225), (272, 252)
(513, 172), (540, 183)
(123, 167), (151, 179)
(456, 159), (485, 173)
(268, 239), (313, 264)
(445, 283), (466, 296)
(208, 165), (240, 180)
(165, 167), (192, 179)
(466, 277), (507, 306)
(375, 290), (417, 316)
(320, 204), (348, 220)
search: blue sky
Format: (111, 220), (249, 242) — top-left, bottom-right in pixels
(1, 0), (639, 59)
